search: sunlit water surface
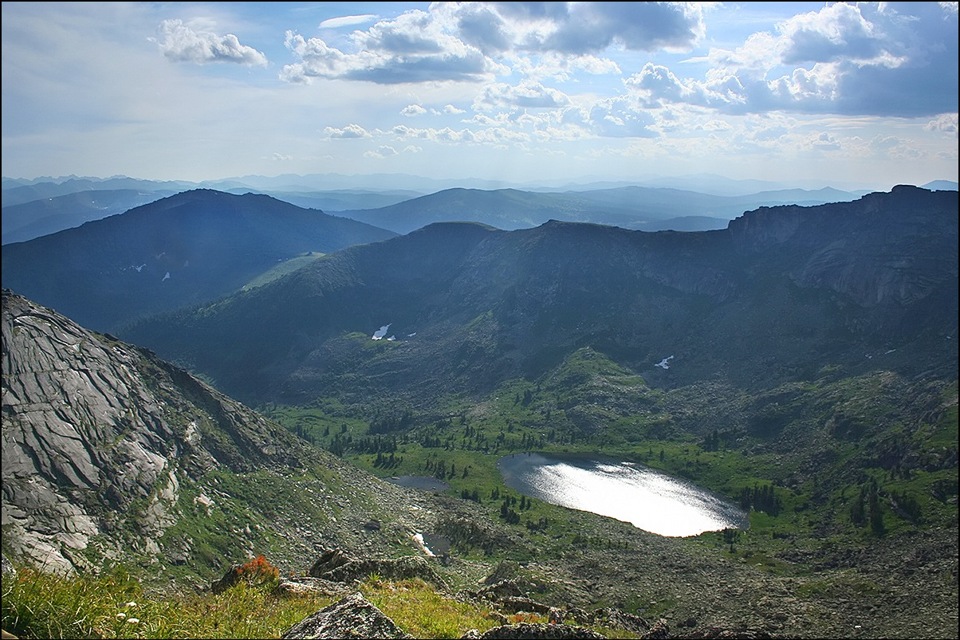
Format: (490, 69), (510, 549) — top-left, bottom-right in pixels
(498, 453), (749, 537)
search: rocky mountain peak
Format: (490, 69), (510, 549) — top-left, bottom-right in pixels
(1, 289), (311, 575)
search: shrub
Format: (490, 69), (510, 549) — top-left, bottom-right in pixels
(236, 554), (281, 589)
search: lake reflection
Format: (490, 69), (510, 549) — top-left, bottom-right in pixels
(498, 453), (749, 537)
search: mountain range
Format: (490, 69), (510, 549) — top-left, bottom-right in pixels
(2, 178), (957, 638)
(11, 172), (956, 245)
(330, 185), (871, 235)
(117, 185), (958, 410)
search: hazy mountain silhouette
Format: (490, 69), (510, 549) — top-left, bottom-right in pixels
(2, 189), (178, 244)
(1, 189), (397, 333)
(333, 185), (864, 234)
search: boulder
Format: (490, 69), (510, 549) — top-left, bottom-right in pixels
(282, 592), (412, 639)
(476, 622), (606, 639)
(309, 549), (446, 588)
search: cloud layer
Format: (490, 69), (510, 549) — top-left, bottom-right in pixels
(2, 2), (956, 187)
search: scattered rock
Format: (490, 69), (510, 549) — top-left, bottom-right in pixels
(497, 596), (552, 615)
(472, 579), (526, 601)
(309, 548), (355, 576)
(685, 628), (776, 639)
(587, 607), (650, 635)
(640, 618), (669, 640)
(1, 554), (15, 579)
(476, 622), (606, 639)
(275, 576), (345, 598)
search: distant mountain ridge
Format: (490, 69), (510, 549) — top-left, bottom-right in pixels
(332, 185), (867, 234)
(0, 189), (397, 333)
(10, 172), (946, 245)
(122, 186), (958, 408)
(2, 188), (177, 244)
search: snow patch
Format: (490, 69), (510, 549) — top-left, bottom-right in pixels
(412, 533), (435, 556)
(655, 355), (674, 369)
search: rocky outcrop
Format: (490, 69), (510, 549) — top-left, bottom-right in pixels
(282, 592), (412, 639)
(640, 618), (669, 639)
(471, 623), (606, 639)
(1, 289), (314, 575)
(728, 186), (958, 307)
(308, 547), (447, 589)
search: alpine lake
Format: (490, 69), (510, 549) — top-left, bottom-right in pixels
(391, 452), (749, 537)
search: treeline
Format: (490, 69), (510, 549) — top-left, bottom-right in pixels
(738, 482), (782, 516)
(848, 478), (923, 535)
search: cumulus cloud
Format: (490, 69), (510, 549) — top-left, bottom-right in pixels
(808, 131), (842, 151)
(364, 145), (398, 159)
(587, 97), (660, 138)
(536, 2), (707, 54)
(279, 2), (706, 86)
(642, 2), (958, 117)
(474, 80), (570, 111)
(323, 124), (371, 138)
(925, 113), (958, 134)
(777, 2), (889, 65)
(271, 2), (958, 152)
(281, 7), (505, 84)
(391, 124), (482, 144)
(401, 104), (428, 117)
(157, 19), (267, 66)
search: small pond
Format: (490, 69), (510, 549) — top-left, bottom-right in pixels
(386, 475), (451, 492)
(498, 453), (749, 537)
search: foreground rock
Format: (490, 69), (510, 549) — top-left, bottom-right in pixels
(309, 547), (447, 588)
(468, 623), (605, 639)
(282, 592), (412, 639)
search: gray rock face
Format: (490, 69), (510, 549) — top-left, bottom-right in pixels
(1, 289), (310, 575)
(727, 186), (958, 307)
(281, 592), (413, 639)
(308, 547), (446, 588)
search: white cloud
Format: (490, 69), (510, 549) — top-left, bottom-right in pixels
(924, 113), (958, 134)
(279, 2), (708, 86)
(474, 80), (571, 111)
(281, 7), (506, 85)
(324, 124), (371, 138)
(157, 19), (267, 66)
(777, 2), (887, 65)
(364, 145), (398, 159)
(401, 104), (428, 117)
(588, 96), (660, 138)
(319, 14), (378, 29)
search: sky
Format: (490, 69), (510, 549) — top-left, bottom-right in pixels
(2, 2), (957, 190)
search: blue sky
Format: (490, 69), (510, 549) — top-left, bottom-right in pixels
(2, 2), (957, 189)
